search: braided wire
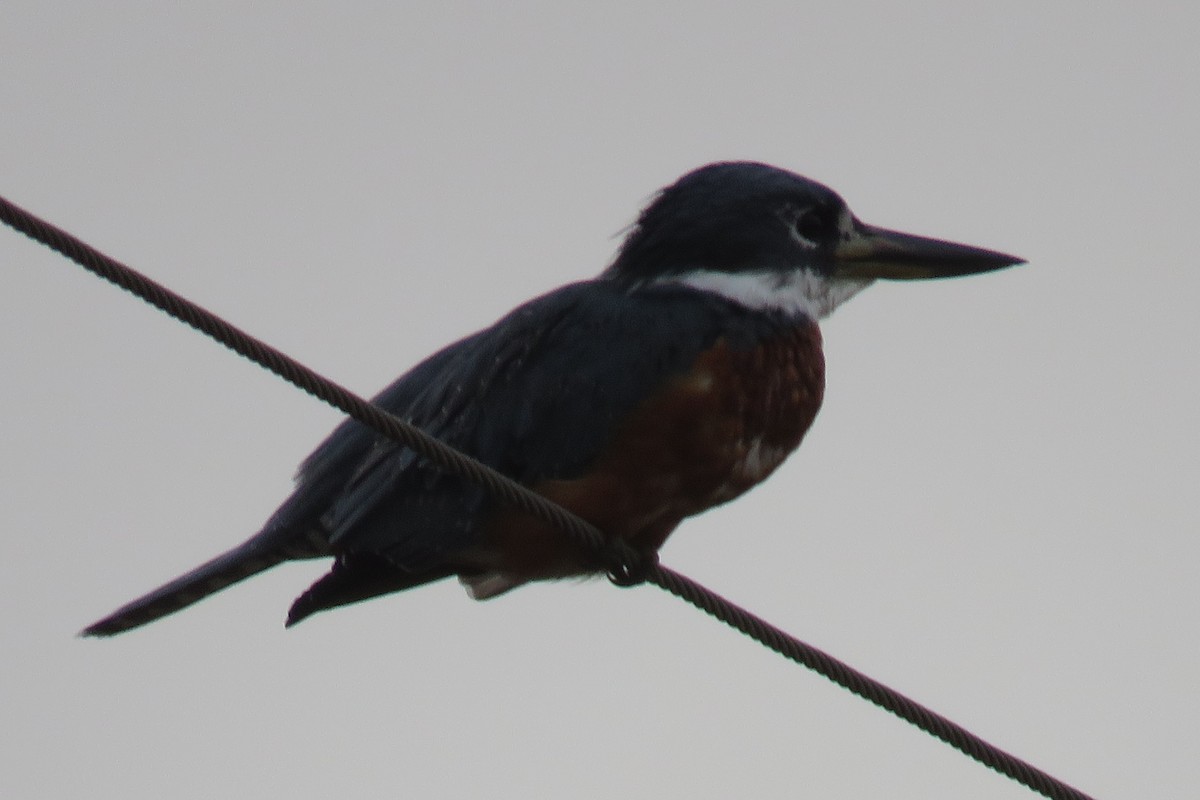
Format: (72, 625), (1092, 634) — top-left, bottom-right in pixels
(1, 194), (1096, 800)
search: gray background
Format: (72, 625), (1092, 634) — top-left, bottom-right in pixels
(2, 4), (1196, 798)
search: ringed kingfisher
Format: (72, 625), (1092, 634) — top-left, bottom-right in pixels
(84, 161), (1022, 636)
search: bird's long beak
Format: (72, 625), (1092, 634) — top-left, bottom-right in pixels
(834, 219), (1024, 280)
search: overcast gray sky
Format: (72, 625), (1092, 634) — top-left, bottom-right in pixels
(2, 3), (1197, 799)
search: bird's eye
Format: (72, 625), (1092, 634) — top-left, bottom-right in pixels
(790, 208), (825, 247)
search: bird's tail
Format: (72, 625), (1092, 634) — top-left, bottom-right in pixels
(81, 531), (318, 637)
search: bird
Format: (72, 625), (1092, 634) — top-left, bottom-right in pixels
(83, 161), (1023, 636)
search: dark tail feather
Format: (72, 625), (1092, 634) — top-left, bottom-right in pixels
(286, 554), (452, 628)
(82, 537), (291, 637)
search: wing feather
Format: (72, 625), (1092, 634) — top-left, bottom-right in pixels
(278, 280), (776, 568)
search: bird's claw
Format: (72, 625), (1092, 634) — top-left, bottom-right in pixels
(604, 545), (659, 587)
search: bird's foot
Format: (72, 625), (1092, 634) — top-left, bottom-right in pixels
(603, 543), (659, 588)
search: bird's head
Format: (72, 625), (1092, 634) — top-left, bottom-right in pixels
(603, 162), (1023, 319)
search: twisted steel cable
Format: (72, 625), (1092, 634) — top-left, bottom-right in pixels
(1, 193), (1095, 800)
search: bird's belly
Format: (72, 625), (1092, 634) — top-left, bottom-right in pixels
(468, 320), (825, 586)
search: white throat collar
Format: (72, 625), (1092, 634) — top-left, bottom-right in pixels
(651, 269), (872, 320)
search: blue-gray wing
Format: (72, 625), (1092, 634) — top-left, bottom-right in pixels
(267, 280), (769, 569)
